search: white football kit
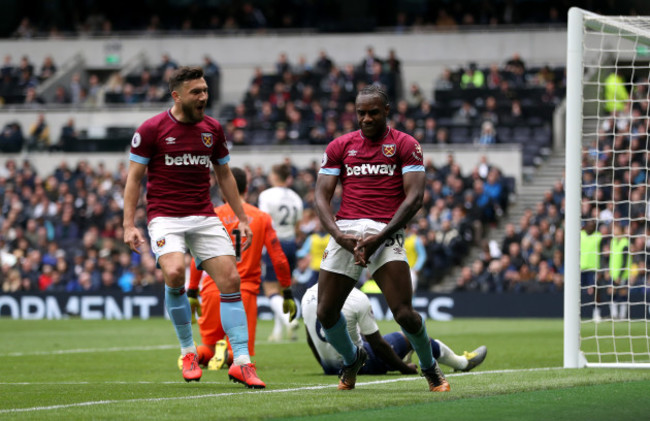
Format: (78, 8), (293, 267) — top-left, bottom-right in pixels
(258, 186), (304, 241)
(301, 284), (379, 373)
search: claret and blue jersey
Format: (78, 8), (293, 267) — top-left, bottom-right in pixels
(319, 127), (425, 223)
(129, 110), (230, 222)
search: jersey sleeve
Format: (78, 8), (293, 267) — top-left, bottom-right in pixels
(318, 139), (343, 176)
(400, 135), (425, 174)
(129, 120), (157, 165)
(355, 291), (380, 336)
(263, 214), (292, 288)
(210, 119), (230, 166)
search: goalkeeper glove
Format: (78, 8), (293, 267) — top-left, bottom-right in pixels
(282, 288), (297, 322)
(187, 288), (201, 324)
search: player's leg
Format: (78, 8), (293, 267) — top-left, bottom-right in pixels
(201, 256), (247, 361)
(158, 252), (202, 382)
(150, 217), (202, 382)
(317, 269), (367, 389)
(373, 260), (449, 392)
(317, 269), (358, 362)
(202, 256), (265, 388)
(241, 289), (258, 356)
(373, 261), (434, 366)
(196, 278), (225, 366)
(262, 278), (288, 341)
(189, 216), (264, 388)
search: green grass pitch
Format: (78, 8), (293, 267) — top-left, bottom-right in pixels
(1, 318), (649, 420)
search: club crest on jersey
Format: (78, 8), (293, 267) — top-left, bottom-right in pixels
(322, 250), (329, 260)
(156, 238), (166, 248)
(201, 132), (213, 147)
(382, 144), (396, 158)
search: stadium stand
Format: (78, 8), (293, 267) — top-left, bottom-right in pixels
(2, 1), (644, 296)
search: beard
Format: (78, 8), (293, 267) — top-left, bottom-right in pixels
(181, 101), (205, 123)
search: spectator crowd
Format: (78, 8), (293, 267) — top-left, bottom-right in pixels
(0, 150), (515, 295)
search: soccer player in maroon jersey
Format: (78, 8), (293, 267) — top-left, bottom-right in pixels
(122, 66), (265, 388)
(314, 85), (450, 392)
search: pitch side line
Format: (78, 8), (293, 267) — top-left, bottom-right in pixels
(0, 344), (178, 357)
(0, 367), (564, 414)
(0, 341), (293, 357)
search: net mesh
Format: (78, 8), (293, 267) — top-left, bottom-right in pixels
(579, 14), (650, 365)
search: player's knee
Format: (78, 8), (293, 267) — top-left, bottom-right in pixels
(316, 304), (336, 329)
(219, 271), (241, 294)
(393, 306), (419, 330)
(164, 266), (185, 286)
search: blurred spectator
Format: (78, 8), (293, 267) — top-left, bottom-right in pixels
(435, 68), (454, 90)
(38, 56), (57, 82)
(406, 82), (425, 108)
(0, 121), (24, 152)
(485, 63), (502, 89)
(477, 120), (497, 145)
(241, 2), (267, 30)
(359, 46), (382, 77)
(157, 53), (178, 76)
(69, 73), (84, 105)
(59, 118), (78, 150)
(84, 74), (104, 107)
(52, 85), (70, 104)
(314, 50), (333, 76)
(27, 113), (50, 151)
(460, 62), (485, 89)
(453, 100), (478, 124)
(13, 17), (34, 39)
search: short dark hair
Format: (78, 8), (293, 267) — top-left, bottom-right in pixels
(168, 66), (204, 93)
(230, 167), (248, 195)
(357, 85), (389, 105)
(271, 163), (291, 182)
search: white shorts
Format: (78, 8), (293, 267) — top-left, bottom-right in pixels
(148, 216), (235, 268)
(320, 219), (407, 280)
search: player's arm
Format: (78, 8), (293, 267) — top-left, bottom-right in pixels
(264, 217), (296, 321)
(355, 171), (425, 265)
(187, 258), (202, 323)
(214, 163), (252, 250)
(123, 161), (147, 254)
(314, 173), (357, 253)
(364, 331), (418, 374)
(264, 219), (292, 288)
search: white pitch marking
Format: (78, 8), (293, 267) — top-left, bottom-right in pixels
(0, 344), (178, 357)
(0, 367), (565, 414)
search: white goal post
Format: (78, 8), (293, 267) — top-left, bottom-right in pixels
(565, 7), (650, 368)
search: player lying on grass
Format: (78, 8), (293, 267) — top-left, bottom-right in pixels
(302, 284), (487, 375)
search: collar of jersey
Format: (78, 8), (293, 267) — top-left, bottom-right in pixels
(359, 126), (391, 142)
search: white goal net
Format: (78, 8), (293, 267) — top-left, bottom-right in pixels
(565, 8), (650, 368)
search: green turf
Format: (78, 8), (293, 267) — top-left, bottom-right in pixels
(0, 318), (649, 420)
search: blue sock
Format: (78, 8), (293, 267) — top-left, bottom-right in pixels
(323, 313), (357, 366)
(164, 285), (194, 350)
(430, 338), (441, 359)
(220, 292), (249, 361)
(402, 323), (435, 370)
